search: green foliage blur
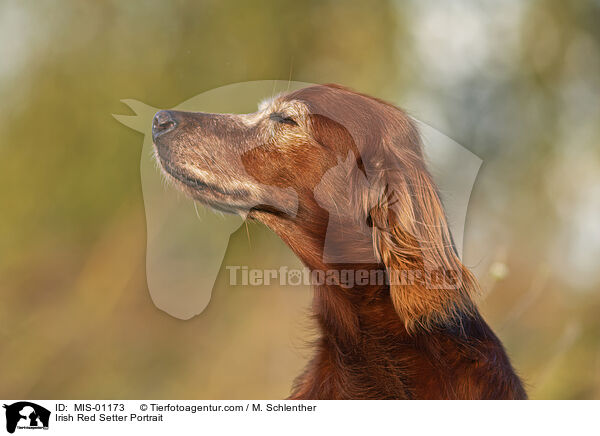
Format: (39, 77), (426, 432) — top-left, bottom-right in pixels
(1, 0), (599, 399)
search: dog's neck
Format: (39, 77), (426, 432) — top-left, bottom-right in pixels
(255, 210), (408, 345)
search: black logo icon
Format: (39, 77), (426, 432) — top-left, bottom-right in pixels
(3, 402), (50, 434)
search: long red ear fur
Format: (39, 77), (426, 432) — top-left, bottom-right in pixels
(365, 124), (479, 332)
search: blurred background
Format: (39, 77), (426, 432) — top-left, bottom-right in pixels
(1, 0), (599, 399)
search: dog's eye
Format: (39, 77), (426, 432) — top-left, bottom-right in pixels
(269, 112), (298, 126)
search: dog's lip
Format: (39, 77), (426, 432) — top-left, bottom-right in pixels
(155, 154), (296, 217)
(158, 157), (250, 200)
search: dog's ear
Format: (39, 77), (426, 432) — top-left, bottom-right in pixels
(364, 127), (478, 332)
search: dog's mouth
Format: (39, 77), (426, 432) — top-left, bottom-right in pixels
(160, 159), (239, 197)
(157, 157), (255, 213)
(154, 147), (297, 218)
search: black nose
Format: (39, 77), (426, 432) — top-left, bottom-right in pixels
(152, 110), (177, 139)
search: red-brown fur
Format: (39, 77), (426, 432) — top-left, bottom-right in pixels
(152, 84), (527, 399)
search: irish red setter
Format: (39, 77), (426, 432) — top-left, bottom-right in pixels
(151, 84), (526, 399)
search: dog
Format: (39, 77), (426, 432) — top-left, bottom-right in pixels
(151, 84), (526, 399)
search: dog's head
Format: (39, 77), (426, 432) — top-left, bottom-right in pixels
(152, 85), (354, 216)
(152, 84), (476, 330)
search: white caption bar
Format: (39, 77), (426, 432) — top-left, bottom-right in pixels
(1, 400), (597, 436)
